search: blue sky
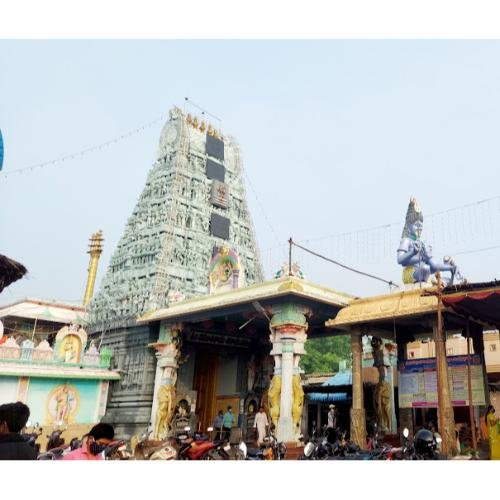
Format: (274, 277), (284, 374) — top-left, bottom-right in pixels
(2, 40), (500, 305)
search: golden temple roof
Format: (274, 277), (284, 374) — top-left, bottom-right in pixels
(325, 287), (439, 330)
(138, 276), (354, 324)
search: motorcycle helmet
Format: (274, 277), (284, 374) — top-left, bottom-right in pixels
(414, 429), (436, 456)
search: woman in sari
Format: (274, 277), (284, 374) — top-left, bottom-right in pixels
(485, 405), (500, 460)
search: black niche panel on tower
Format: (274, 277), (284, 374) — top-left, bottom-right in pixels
(206, 134), (224, 161)
(206, 159), (225, 182)
(210, 213), (230, 240)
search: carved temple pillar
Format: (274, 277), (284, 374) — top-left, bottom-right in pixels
(148, 322), (181, 439)
(471, 322), (490, 410)
(396, 334), (414, 437)
(350, 330), (366, 448)
(434, 323), (457, 456)
(268, 303), (310, 443)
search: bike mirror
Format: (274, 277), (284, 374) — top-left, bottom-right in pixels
(403, 428), (409, 438)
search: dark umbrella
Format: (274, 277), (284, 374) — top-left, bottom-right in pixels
(0, 254), (27, 293)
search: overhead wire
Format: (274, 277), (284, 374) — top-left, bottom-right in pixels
(291, 239), (399, 288)
(0, 111), (169, 179)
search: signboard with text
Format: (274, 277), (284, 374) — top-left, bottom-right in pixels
(398, 355), (486, 408)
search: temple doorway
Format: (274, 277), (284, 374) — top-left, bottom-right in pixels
(193, 350), (219, 432)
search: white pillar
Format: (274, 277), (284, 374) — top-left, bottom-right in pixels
(278, 337), (295, 442)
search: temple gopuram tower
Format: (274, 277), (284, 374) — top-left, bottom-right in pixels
(88, 107), (263, 437)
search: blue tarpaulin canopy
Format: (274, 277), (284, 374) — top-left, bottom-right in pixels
(306, 369), (354, 402)
(307, 392), (351, 403)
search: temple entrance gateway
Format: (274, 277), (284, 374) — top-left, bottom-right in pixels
(138, 276), (352, 446)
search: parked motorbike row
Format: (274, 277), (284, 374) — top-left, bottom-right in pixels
(299, 424), (444, 460)
(24, 421), (444, 461)
(30, 425), (287, 460)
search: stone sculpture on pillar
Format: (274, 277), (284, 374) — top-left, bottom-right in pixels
(268, 375), (281, 427)
(371, 336), (392, 433)
(149, 324), (181, 439)
(292, 374), (304, 433)
(154, 384), (176, 440)
(350, 332), (367, 447)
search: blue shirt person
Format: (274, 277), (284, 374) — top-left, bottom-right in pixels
(222, 406), (235, 441)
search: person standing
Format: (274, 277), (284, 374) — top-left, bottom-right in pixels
(429, 423), (442, 453)
(213, 410), (224, 441)
(253, 406), (269, 446)
(0, 402), (38, 460)
(326, 404), (338, 443)
(222, 406), (235, 442)
(485, 405), (500, 460)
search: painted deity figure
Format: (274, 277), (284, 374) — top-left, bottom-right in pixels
(63, 336), (79, 363)
(397, 198), (463, 286)
(55, 385), (73, 424)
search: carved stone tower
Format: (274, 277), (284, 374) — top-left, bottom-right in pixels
(88, 107), (264, 437)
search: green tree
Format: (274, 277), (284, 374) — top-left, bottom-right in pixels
(300, 335), (351, 374)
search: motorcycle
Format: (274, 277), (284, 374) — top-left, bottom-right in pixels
(246, 426), (286, 460)
(21, 422), (43, 453)
(300, 425), (390, 461)
(45, 429), (66, 452)
(132, 425), (177, 460)
(388, 427), (444, 460)
(102, 440), (129, 460)
(298, 425), (334, 460)
(37, 429), (70, 459)
(176, 426), (245, 460)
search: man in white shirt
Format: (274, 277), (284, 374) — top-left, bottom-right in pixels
(327, 404), (338, 443)
(253, 406), (269, 446)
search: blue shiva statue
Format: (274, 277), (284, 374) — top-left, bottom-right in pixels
(397, 198), (464, 286)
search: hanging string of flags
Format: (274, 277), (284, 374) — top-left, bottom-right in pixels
(0, 112), (169, 179)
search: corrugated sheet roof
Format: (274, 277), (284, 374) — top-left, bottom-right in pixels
(322, 369), (352, 386)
